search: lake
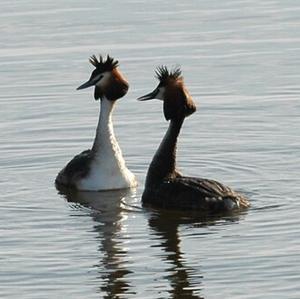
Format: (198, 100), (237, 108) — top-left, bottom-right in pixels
(1, 0), (300, 298)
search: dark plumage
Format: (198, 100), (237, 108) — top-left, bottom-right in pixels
(142, 176), (249, 212)
(155, 66), (182, 84)
(138, 66), (250, 212)
(56, 150), (93, 188)
(89, 54), (119, 71)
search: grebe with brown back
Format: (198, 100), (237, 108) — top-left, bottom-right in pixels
(56, 55), (137, 191)
(138, 66), (249, 212)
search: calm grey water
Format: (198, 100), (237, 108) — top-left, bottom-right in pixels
(1, 1), (300, 298)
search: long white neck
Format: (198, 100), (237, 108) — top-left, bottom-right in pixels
(92, 97), (118, 153)
(77, 96), (137, 191)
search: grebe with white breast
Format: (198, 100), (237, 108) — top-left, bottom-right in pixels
(138, 66), (249, 212)
(56, 55), (137, 191)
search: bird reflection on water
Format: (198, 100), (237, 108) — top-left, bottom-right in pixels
(148, 209), (244, 299)
(58, 187), (136, 298)
(58, 186), (247, 298)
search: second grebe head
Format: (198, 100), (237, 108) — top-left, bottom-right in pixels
(138, 66), (196, 120)
(77, 55), (129, 101)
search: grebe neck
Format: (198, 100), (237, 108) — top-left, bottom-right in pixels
(145, 117), (184, 187)
(92, 97), (116, 153)
(76, 96), (137, 191)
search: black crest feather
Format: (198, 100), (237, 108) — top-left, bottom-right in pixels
(89, 54), (119, 72)
(155, 66), (182, 84)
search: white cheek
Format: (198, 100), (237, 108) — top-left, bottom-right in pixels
(96, 71), (111, 87)
(156, 87), (165, 100)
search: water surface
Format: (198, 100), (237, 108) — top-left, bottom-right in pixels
(1, 1), (300, 298)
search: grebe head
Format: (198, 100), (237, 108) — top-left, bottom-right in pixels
(138, 66), (196, 120)
(77, 55), (129, 101)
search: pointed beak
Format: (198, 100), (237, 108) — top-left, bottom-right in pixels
(76, 79), (95, 90)
(137, 88), (158, 101)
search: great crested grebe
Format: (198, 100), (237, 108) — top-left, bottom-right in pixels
(138, 66), (249, 212)
(56, 55), (137, 191)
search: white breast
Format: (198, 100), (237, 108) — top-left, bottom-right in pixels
(76, 98), (137, 191)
